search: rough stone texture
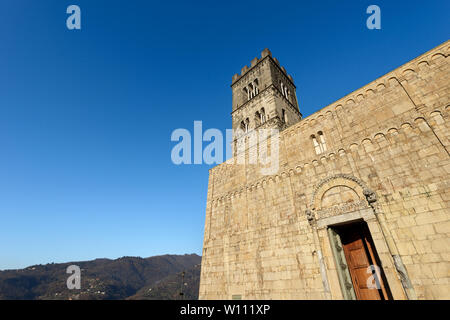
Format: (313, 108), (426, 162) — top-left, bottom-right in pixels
(199, 41), (450, 300)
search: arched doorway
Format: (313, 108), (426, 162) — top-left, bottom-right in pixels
(308, 174), (394, 300)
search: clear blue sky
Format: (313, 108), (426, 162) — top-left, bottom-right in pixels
(0, 0), (448, 270)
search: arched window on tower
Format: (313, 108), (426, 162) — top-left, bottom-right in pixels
(282, 109), (287, 124)
(255, 111), (261, 126)
(248, 83), (254, 99)
(253, 79), (259, 96)
(260, 108), (266, 124)
(240, 120), (246, 134)
(280, 82), (289, 100)
(243, 87), (250, 101)
(245, 79), (259, 100)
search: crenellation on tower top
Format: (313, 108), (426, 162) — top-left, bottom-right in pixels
(261, 48), (272, 58)
(231, 49), (294, 86)
(250, 57), (259, 67)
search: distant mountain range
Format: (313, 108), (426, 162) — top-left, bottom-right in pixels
(0, 254), (201, 300)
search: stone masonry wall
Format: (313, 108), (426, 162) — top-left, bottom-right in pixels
(199, 41), (449, 300)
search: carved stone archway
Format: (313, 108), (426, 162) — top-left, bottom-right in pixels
(307, 174), (377, 227)
(304, 174), (416, 300)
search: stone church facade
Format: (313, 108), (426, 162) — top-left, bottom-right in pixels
(199, 40), (449, 300)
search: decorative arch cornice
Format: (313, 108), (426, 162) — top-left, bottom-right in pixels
(209, 109), (448, 204)
(309, 174), (376, 210)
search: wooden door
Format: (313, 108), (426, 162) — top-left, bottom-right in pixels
(339, 223), (390, 300)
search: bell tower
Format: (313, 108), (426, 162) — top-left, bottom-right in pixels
(231, 48), (302, 134)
